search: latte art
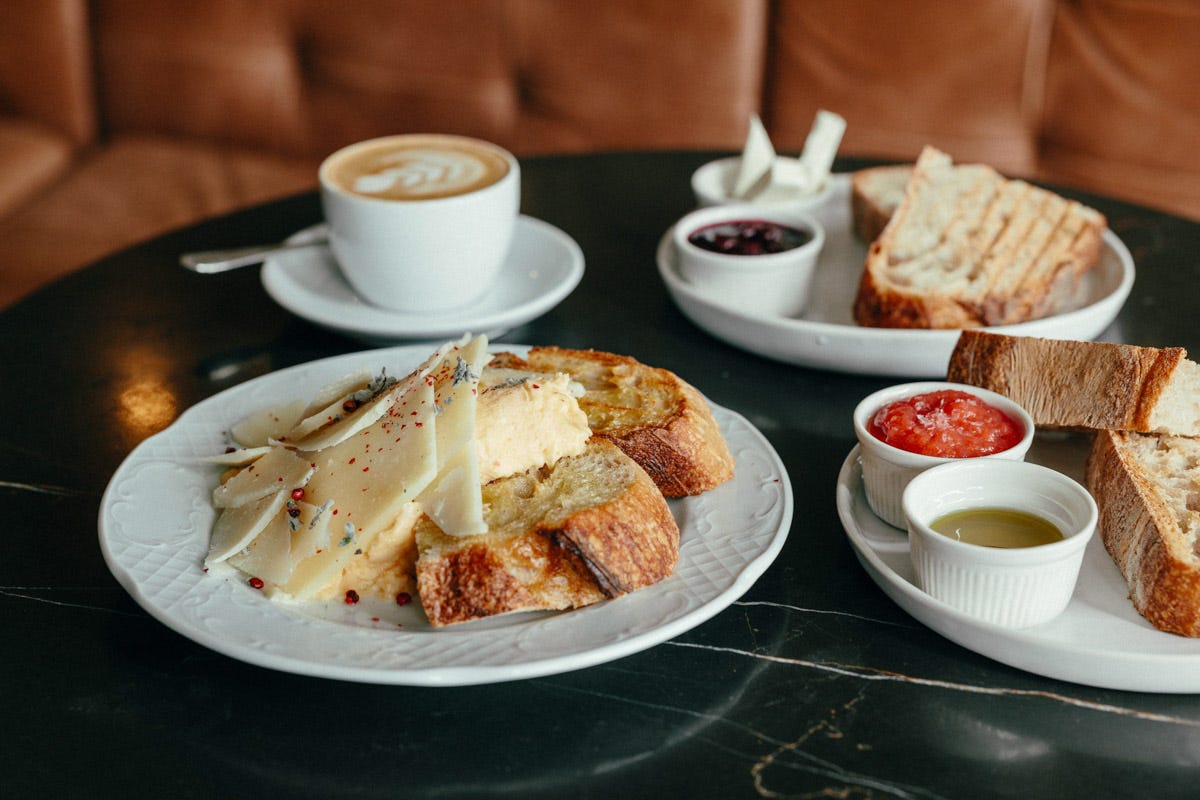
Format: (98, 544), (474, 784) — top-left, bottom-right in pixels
(327, 136), (510, 201)
(353, 149), (495, 198)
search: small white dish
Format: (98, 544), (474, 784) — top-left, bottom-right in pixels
(691, 155), (836, 212)
(852, 381), (1034, 528)
(671, 204), (825, 317)
(903, 459), (1097, 628)
(836, 443), (1200, 693)
(261, 215), (584, 344)
(658, 173), (1136, 377)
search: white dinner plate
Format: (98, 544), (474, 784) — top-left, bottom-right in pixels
(836, 438), (1200, 693)
(98, 344), (792, 686)
(261, 216), (584, 344)
(659, 174), (1135, 377)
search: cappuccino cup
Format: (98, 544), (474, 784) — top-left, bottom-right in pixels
(319, 134), (520, 313)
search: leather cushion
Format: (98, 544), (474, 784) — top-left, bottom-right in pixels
(0, 119), (75, 218)
(765, 0), (1044, 178)
(0, 134), (317, 308)
(92, 0), (765, 158)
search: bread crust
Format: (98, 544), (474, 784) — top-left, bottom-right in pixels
(1086, 430), (1200, 637)
(496, 346), (735, 497)
(415, 441), (680, 626)
(947, 331), (1186, 431)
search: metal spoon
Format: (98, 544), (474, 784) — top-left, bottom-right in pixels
(180, 233), (329, 273)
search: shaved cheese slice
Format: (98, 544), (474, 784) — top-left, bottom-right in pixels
(205, 489), (287, 565)
(418, 334), (489, 535)
(289, 500), (335, 569)
(230, 400), (307, 448)
(286, 394), (360, 443)
(417, 438), (485, 536)
(202, 446), (272, 467)
(300, 368), (374, 417)
(429, 335), (488, 468)
(314, 500), (423, 601)
(281, 380), (438, 600)
(227, 511), (293, 586)
(290, 381), (399, 452)
(211, 447), (315, 509)
(284, 338), (468, 445)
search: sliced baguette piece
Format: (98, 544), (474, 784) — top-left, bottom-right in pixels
(851, 163), (911, 243)
(853, 146), (1107, 329)
(488, 347), (734, 497)
(415, 440), (680, 626)
(947, 330), (1200, 434)
(1086, 430), (1200, 637)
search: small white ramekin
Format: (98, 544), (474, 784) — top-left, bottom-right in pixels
(672, 203), (825, 318)
(690, 156), (835, 211)
(852, 381), (1035, 528)
(902, 459), (1097, 628)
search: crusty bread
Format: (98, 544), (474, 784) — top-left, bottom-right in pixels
(1086, 430), (1200, 637)
(851, 163), (911, 243)
(415, 440), (680, 626)
(947, 331), (1200, 434)
(853, 146), (1107, 329)
(489, 347), (734, 497)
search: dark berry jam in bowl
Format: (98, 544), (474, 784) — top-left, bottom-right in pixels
(671, 203), (826, 318)
(687, 219), (814, 256)
(851, 381), (1035, 529)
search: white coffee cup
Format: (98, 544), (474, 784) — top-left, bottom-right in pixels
(319, 133), (520, 313)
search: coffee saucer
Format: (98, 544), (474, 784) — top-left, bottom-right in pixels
(261, 215), (584, 343)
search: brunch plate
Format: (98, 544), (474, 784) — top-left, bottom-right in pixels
(658, 174), (1135, 377)
(837, 439), (1200, 693)
(98, 344), (792, 686)
(262, 216), (584, 344)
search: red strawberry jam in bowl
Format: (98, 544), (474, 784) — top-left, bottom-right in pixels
(852, 382), (1035, 528)
(867, 389), (1024, 458)
(671, 202), (825, 318)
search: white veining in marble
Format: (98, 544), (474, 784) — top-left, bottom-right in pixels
(667, 640), (1200, 728)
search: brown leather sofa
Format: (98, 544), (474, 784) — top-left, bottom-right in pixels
(3, 0), (1198, 309)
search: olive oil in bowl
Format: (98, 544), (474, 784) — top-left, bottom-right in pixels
(930, 508), (1063, 549)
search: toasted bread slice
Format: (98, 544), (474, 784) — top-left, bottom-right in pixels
(415, 440), (680, 626)
(1086, 430), (1200, 637)
(853, 146), (1107, 328)
(851, 163), (911, 243)
(947, 331), (1200, 434)
(489, 347), (734, 497)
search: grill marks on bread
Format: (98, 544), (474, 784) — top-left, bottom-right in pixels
(854, 147), (1106, 328)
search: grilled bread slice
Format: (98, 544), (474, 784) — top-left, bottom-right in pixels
(415, 440), (680, 626)
(947, 331), (1200, 434)
(1086, 430), (1200, 637)
(488, 347), (734, 497)
(853, 146), (1107, 329)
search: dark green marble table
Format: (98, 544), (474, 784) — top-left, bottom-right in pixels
(3, 152), (1198, 798)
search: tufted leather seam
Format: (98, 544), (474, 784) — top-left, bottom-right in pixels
(1022, 0), (1056, 165)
